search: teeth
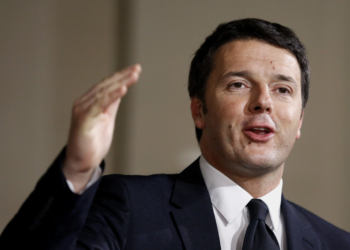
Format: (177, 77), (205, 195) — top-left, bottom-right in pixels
(252, 128), (270, 132)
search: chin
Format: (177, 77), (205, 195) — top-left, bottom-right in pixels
(236, 153), (283, 176)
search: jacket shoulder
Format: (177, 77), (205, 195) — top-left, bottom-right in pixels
(99, 173), (178, 195)
(96, 173), (179, 210)
(286, 199), (350, 247)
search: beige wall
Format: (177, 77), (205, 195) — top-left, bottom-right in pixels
(0, 0), (119, 231)
(1, 0), (350, 233)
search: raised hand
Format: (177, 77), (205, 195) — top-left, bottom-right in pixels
(62, 64), (141, 192)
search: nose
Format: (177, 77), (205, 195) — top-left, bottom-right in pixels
(248, 85), (273, 114)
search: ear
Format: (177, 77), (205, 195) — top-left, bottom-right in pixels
(296, 109), (304, 140)
(190, 97), (205, 129)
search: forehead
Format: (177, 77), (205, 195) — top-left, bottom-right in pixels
(211, 39), (301, 84)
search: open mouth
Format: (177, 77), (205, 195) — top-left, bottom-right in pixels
(243, 126), (275, 142)
(250, 127), (271, 135)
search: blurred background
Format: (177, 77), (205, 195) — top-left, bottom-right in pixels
(1, 0), (350, 233)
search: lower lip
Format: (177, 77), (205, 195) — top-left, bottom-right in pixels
(243, 130), (275, 142)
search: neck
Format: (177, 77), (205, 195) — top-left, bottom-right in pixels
(226, 169), (283, 198)
(202, 154), (284, 198)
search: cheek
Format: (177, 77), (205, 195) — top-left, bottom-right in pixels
(276, 108), (302, 133)
(207, 93), (246, 130)
(218, 102), (242, 126)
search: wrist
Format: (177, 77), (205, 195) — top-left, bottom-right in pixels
(62, 159), (97, 193)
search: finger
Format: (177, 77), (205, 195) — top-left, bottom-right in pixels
(79, 68), (140, 116)
(91, 78), (130, 117)
(76, 71), (138, 122)
(100, 85), (128, 113)
(98, 64), (141, 96)
(104, 97), (122, 121)
(100, 67), (141, 107)
(76, 64), (141, 106)
(107, 64), (141, 85)
(70, 64), (141, 128)
(96, 64), (141, 93)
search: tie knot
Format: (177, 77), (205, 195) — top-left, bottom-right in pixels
(247, 199), (269, 221)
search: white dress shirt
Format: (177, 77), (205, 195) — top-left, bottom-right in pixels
(200, 156), (286, 250)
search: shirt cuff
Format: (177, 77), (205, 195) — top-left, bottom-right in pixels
(66, 167), (102, 194)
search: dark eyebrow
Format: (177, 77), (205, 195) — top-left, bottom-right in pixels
(219, 71), (253, 82)
(273, 74), (297, 85)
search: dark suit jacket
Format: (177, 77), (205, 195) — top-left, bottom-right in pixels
(1, 149), (350, 249)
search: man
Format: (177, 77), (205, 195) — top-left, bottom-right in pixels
(1, 18), (350, 249)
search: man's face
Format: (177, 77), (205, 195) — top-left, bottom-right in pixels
(191, 39), (303, 178)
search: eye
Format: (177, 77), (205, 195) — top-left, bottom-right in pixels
(277, 87), (290, 94)
(230, 82), (244, 88)
(226, 81), (249, 92)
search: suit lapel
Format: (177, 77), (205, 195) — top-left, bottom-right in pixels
(170, 159), (221, 250)
(282, 196), (321, 250)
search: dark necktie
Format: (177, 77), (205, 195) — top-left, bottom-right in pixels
(242, 199), (280, 250)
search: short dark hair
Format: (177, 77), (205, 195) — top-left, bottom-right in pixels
(188, 18), (310, 142)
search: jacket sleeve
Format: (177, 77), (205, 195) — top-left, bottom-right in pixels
(0, 148), (130, 250)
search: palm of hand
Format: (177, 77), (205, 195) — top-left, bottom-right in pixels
(63, 65), (141, 190)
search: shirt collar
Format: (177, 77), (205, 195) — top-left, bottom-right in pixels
(199, 155), (283, 231)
